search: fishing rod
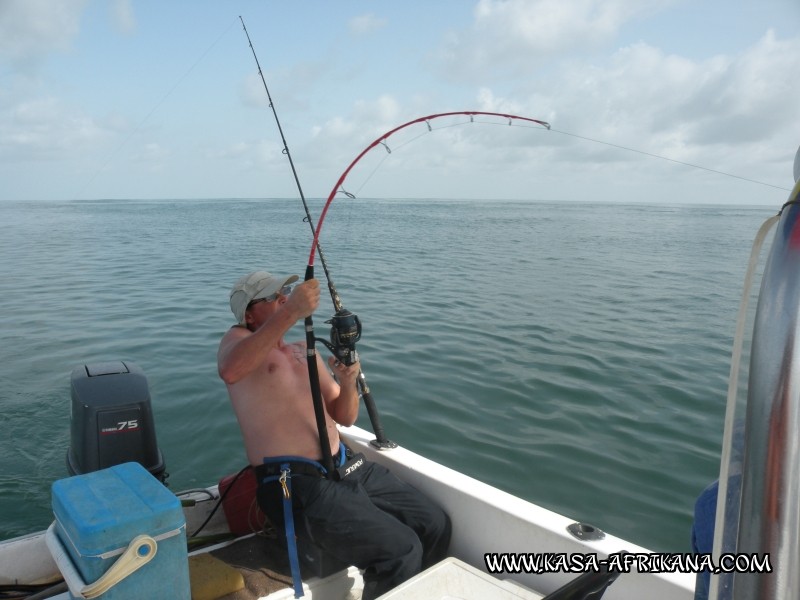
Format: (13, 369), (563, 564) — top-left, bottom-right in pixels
(307, 111), (551, 264)
(239, 18), (394, 478)
(298, 111), (550, 451)
(300, 110), (550, 459)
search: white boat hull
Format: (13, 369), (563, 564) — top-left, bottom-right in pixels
(0, 424), (694, 599)
(340, 426), (694, 599)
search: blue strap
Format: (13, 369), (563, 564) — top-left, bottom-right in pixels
(261, 443), (347, 472)
(260, 443), (347, 598)
(277, 463), (304, 598)
(263, 453), (327, 474)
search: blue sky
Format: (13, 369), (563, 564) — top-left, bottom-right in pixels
(1, 0), (798, 204)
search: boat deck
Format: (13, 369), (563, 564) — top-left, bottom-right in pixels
(205, 532), (295, 599)
(178, 483), (363, 600)
(32, 528), (360, 600)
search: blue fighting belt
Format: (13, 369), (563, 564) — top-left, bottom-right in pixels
(261, 443), (347, 598)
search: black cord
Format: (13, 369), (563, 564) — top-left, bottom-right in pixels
(0, 581), (66, 599)
(189, 465), (251, 538)
(780, 195), (800, 214)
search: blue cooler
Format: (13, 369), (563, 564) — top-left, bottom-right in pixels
(49, 462), (190, 599)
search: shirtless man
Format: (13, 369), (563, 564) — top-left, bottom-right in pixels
(218, 270), (450, 600)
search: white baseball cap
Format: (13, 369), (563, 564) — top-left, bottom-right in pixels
(229, 270), (299, 324)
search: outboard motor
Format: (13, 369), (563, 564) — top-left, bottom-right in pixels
(66, 361), (167, 482)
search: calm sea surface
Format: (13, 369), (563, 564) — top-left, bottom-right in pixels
(0, 198), (778, 551)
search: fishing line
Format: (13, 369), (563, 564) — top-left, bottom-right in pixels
(549, 128), (792, 192)
(345, 116), (788, 201)
(73, 18), (238, 200)
(349, 129), (429, 198)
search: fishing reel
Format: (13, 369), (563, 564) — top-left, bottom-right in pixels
(320, 309), (362, 367)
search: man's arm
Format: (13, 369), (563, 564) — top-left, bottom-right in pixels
(217, 308), (294, 384)
(218, 279), (320, 384)
(319, 356), (361, 426)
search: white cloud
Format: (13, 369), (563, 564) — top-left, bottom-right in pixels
(432, 26), (799, 192)
(0, 96), (110, 161)
(306, 23), (800, 203)
(111, 0), (136, 35)
(212, 142), (251, 160)
(0, 1), (97, 164)
(475, 87), (528, 117)
(1, 1), (795, 203)
(595, 32), (798, 162)
(349, 13), (387, 36)
(437, 0), (665, 81)
(308, 95), (402, 148)
(240, 73), (271, 109)
(239, 62), (328, 113)
(353, 95), (402, 128)
(303, 95), (403, 170)
(203, 140), (291, 179)
(428, 0), (799, 194)
(0, 0), (88, 68)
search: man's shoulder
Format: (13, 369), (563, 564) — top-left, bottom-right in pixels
(218, 324), (250, 351)
(223, 324), (250, 337)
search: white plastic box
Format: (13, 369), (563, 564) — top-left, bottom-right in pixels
(377, 557), (543, 599)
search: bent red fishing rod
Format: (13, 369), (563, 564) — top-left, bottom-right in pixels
(304, 110), (551, 453)
(307, 110), (551, 266)
(240, 18), (393, 482)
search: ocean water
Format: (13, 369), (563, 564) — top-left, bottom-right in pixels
(0, 198), (778, 552)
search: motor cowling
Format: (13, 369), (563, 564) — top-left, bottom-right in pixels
(66, 361), (166, 482)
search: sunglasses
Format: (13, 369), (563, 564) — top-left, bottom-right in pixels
(248, 285), (293, 307)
